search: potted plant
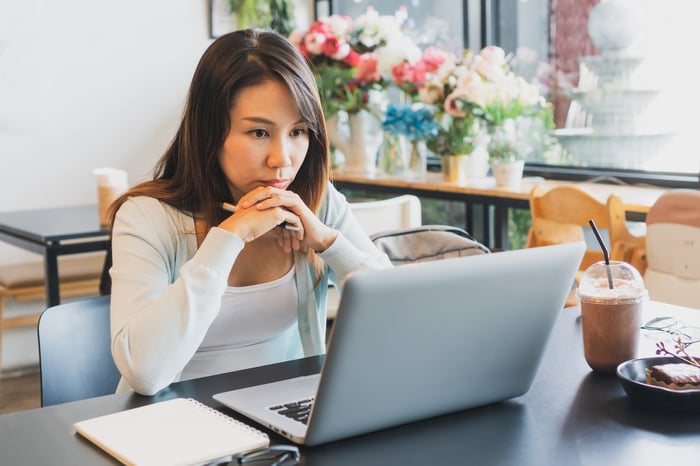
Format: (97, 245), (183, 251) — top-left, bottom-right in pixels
(486, 118), (529, 188)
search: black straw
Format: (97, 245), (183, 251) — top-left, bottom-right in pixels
(588, 219), (614, 289)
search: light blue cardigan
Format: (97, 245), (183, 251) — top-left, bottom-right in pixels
(110, 183), (391, 395)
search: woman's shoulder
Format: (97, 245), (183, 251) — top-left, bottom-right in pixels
(117, 196), (193, 232)
(119, 196), (177, 217)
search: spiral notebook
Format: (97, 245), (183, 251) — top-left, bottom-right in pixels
(74, 397), (269, 466)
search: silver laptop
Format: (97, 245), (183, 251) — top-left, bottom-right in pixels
(214, 241), (585, 446)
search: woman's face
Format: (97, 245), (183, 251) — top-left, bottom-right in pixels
(219, 79), (310, 202)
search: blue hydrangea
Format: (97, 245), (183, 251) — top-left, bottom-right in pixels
(382, 104), (439, 141)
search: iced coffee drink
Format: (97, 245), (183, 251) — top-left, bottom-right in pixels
(577, 261), (647, 373)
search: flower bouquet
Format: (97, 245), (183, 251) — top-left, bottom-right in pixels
(378, 104), (439, 176)
(293, 8), (420, 119)
(292, 8), (421, 174)
(410, 45), (555, 162)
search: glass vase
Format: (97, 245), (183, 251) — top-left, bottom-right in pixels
(407, 139), (428, 179)
(377, 133), (407, 177)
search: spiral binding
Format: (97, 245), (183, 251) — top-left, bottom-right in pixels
(185, 398), (269, 440)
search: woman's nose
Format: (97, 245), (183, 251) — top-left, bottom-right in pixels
(267, 137), (293, 168)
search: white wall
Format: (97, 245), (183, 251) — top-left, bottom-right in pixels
(0, 0), (313, 266)
(0, 0), (313, 371)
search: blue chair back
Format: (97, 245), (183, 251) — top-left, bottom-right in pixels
(38, 295), (120, 406)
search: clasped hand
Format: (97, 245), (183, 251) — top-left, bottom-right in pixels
(219, 186), (337, 253)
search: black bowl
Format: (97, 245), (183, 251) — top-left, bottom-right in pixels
(617, 357), (700, 413)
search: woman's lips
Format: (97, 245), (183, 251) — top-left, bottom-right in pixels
(263, 180), (290, 189)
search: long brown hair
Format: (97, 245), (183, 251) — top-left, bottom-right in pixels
(110, 29), (330, 232)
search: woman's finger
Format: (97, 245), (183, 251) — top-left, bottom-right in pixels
(238, 186), (291, 209)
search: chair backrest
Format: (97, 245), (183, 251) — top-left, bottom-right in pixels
(644, 189), (700, 309)
(527, 184), (645, 272)
(38, 295), (120, 406)
(371, 225), (490, 265)
(349, 195), (422, 236)
(526, 184), (646, 307)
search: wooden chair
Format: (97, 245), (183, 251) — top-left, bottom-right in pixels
(37, 295), (120, 406)
(644, 189), (700, 309)
(526, 185), (646, 307)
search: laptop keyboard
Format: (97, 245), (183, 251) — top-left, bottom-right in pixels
(269, 398), (314, 425)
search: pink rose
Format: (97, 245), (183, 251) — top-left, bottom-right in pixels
(392, 61), (428, 87)
(321, 36), (342, 57)
(411, 61), (427, 84)
(391, 61), (413, 86)
(444, 89), (470, 118)
(420, 46), (449, 73)
(308, 21), (332, 36)
(355, 53), (380, 85)
(343, 49), (362, 67)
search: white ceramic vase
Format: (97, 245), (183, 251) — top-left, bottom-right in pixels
(326, 110), (383, 175)
(490, 159), (525, 189)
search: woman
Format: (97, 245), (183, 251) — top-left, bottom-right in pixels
(108, 29), (391, 396)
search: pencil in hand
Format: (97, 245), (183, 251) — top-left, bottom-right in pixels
(219, 202), (300, 231)
(220, 202), (238, 213)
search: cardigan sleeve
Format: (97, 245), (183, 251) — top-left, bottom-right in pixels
(109, 197), (244, 395)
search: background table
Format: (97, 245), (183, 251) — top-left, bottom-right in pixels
(0, 205), (109, 306)
(332, 171), (666, 249)
(0, 300), (698, 465)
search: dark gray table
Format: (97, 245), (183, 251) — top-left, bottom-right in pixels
(1, 307), (699, 465)
(0, 205), (109, 306)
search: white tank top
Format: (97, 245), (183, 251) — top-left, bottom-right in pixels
(180, 266), (301, 381)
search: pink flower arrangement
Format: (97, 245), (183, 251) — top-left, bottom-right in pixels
(390, 46), (449, 99)
(401, 45), (553, 157)
(294, 15), (361, 68)
(291, 8), (421, 117)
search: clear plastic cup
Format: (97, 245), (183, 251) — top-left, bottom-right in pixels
(577, 261), (648, 373)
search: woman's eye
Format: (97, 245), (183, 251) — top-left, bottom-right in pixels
(250, 129), (268, 138)
(291, 127), (307, 137)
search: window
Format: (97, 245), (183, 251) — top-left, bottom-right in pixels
(316, 0), (700, 188)
(318, 0), (467, 51)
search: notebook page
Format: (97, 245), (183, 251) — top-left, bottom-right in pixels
(74, 397), (269, 466)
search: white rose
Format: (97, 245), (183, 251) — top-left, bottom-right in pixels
(376, 36), (421, 74)
(517, 78), (540, 106)
(328, 15), (352, 37)
(472, 82), (499, 107)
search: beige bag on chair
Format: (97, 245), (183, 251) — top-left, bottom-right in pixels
(370, 225), (490, 266)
